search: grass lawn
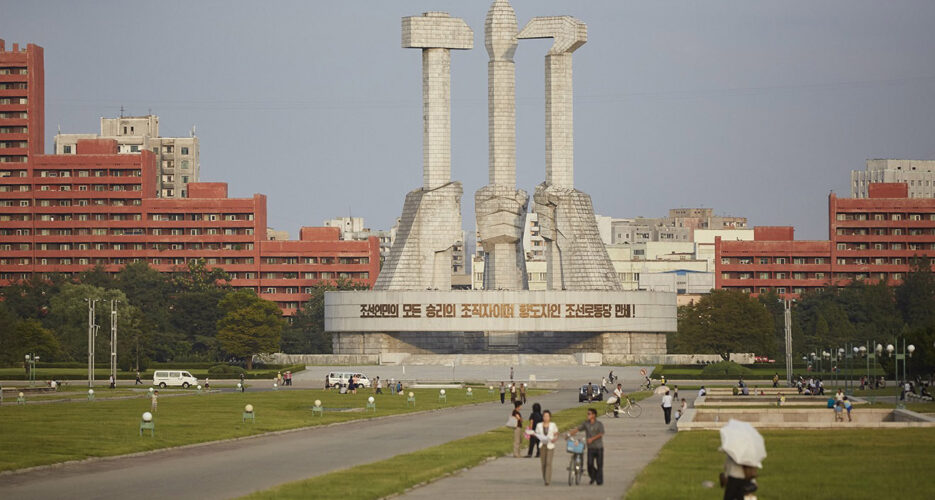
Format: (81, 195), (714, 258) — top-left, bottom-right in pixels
(0, 387), (521, 472)
(242, 390), (653, 500)
(653, 364), (882, 380)
(626, 428), (935, 500)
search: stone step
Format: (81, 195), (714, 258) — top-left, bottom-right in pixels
(404, 353), (580, 366)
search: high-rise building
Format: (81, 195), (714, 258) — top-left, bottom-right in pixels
(0, 39), (43, 166)
(55, 115), (199, 199)
(716, 183), (935, 297)
(610, 208), (747, 244)
(851, 159), (935, 199)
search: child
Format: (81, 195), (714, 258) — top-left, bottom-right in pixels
(151, 390), (159, 413)
(675, 398), (688, 421)
(843, 397), (853, 422)
(833, 400), (844, 422)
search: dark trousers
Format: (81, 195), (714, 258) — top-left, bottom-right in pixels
(586, 448), (603, 484)
(663, 406), (672, 424)
(723, 476), (748, 500)
(527, 436), (540, 457)
(500, 393), (505, 404)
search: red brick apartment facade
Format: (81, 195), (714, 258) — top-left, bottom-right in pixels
(0, 40), (379, 315)
(716, 183), (935, 297)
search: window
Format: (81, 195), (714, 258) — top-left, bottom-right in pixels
(63, 145), (72, 154)
(181, 147), (189, 155)
(265, 288), (276, 294)
(793, 258), (805, 265)
(815, 273), (825, 279)
(776, 258), (786, 264)
(758, 272), (770, 280)
(759, 258), (769, 264)
(721, 258), (730, 265)
(776, 288), (786, 294)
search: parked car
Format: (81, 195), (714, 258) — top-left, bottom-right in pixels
(754, 356), (776, 363)
(326, 372), (371, 389)
(578, 384), (603, 402)
(153, 370), (198, 388)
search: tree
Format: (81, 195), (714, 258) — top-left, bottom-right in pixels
(44, 283), (139, 361)
(216, 290), (284, 369)
(0, 273), (68, 321)
(284, 279), (369, 354)
(673, 290), (774, 358)
(2, 319), (61, 365)
(895, 256), (935, 377)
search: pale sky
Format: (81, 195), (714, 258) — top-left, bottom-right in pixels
(3, 0), (934, 241)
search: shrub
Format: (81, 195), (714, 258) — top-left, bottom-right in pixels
(700, 361), (752, 378)
(207, 364), (246, 378)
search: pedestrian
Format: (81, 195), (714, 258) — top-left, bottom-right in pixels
(675, 398), (687, 421)
(612, 383), (624, 417)
(720, 449), (758, 500)
(325, 374), (330, 390)
(135, 371), (142, 385)
(835, 388), (844, 402)
(586, 381), (594, 403)
(844, 397), (853, 421)
(510, 382), (517, 404)
(698, 386), (707, 398)
(601, 376), (608, 393)
(535, 410), (559, 486)
(239, 372), (245, 388)
(662, 389), (673, 424)
(109, 374), (116, 389)
(285, 371), (292, 386)
(396, 380), (402, 394)
(205, 377), (210, 390)
(511, 401), (523, 458)
(276, 371), (283, 386)
(526, 402), (543, 458)
(510, 366), (514, 381)
(567, 408), (605, 485)
(375, 377), (383, 395)
(151, 390), (159, 412)
(499, 382), (506, 404)
(673, 385), (679, 400)
(520, 383), (527, 404)
(772, 373), (779, 388)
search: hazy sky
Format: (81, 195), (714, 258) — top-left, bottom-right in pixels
(3, 0), (934, 241)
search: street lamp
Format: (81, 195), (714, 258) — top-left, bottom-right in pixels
(886, 339), (914, 409)
(24, 354), (39, 387)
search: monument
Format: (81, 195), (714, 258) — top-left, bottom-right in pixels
(327, 1), (676, 359)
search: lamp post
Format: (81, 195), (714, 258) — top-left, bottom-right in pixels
(886, 339), (915, 410)
(25, 353), (38, 386)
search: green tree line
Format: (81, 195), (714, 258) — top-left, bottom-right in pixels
(672, 257), (935, 377)
(0, 260), (364, 369)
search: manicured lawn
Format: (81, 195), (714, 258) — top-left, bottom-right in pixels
(653, 364), (882, 380)
(242, 391), (653, 500)
(0, 387), (516, 472)
(626, 428), (935, 499)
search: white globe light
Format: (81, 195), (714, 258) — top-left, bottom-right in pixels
(197, 385), (202, 390)
(149, 387), (154, 393)
(467, 387), (472, 392)
(908, 344), (916, 353)
(859, 346), (867, 353)
(853, 347), (859, 354)
(489, 386), (493, 390)
(409, 392), (414, 398)
(237, 383), (242, 389)
(886, 344), (895, 354)
(440, 389), (446, 395)
(876, 344), (883, 353)
(245, 404), (254, 413)
(838, 348), (844, 355)
(88, 389), (94, 395)
(810, 352), (816, 358)
(273, 383), (278, 388)
(368, 396), (375, 403)
(142, 412), (153, 422)
(19, 392), (24, 398)
(314, 399), (322, 407)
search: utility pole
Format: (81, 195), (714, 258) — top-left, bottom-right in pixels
(784, 299), (793, 386)
(110, 300), (119, 387)
(86, 298), (99, 388)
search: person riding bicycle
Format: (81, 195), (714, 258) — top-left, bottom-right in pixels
(611, 383), (625, 418)
(643, 375), (653, 390)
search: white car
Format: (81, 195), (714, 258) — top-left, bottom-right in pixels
(153, 370), (198, 388)
(326, 372), (371, 389)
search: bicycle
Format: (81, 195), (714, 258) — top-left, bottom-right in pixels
(641, 377), (654, 391)
(565, 435), (585, 486)
(606, 396), (642, 418)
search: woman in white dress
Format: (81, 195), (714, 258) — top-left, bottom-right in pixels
(535, 410), (560, 485)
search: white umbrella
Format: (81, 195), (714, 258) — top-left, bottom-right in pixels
(654, 385), (669, 395)
(719, 419), (766, 468)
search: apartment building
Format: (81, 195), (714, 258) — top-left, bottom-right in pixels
(55, 114), (199, 199)
(715, 183), (935, 297)
(851, 159), (935, 199)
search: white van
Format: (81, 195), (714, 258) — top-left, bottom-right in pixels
(326, 372), (371, 389)
(153, 370), (198, 388)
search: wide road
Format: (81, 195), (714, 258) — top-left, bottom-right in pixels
(0, 388), (588, 500)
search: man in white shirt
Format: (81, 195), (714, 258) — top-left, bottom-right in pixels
(612, 384), (624, 418)
(698, 386), (707, 398)
(661, 390), (673, 424)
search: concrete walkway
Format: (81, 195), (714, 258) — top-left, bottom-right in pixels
(399, 393), (684, 500)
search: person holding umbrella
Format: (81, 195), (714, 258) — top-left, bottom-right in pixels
(719, 419), (766, 500)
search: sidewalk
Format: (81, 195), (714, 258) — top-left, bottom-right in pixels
(398, 393), (680, 500)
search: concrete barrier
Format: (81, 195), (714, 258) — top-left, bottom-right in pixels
(678, 407), (935, 430)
